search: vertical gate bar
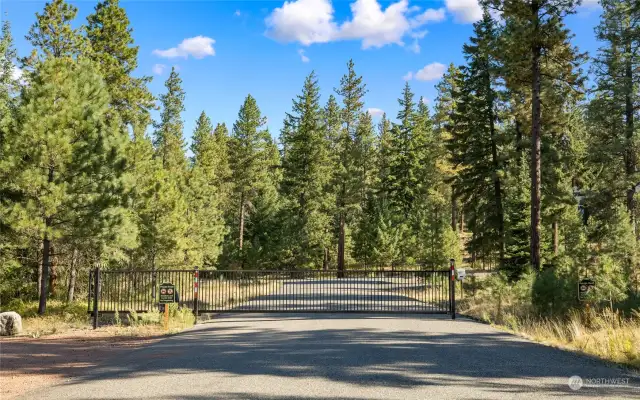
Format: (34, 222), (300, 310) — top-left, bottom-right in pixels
(449, 259), (455, 319)
(93, 267), (100, 329)
(193, 266), (199, 316)
(88, 269), (93, 313)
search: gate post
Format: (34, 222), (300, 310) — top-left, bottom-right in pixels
(193, 266), (199, 317)
(92, 267), (101, 329)
(449, 259), (456, 320)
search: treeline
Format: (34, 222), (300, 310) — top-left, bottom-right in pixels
(1, 0), (639, 314)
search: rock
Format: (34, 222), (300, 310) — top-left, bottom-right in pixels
(0, 311), (22, 336)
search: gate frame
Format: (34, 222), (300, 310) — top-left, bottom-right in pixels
(90, 265), (457, 328)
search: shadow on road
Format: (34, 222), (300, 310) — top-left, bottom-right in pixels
(22, 313), (633, 399)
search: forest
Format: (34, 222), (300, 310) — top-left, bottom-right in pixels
(0, 0), (638, 316)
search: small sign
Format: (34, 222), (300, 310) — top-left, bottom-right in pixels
(456, 269), (466, 280)
(159, 283), (176, 304)
(578, 278), (595, 302)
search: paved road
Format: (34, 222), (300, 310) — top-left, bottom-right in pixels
(20, 313), (638, 400)
(235, 276), (449, 312)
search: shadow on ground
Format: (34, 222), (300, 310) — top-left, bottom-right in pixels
(10, 313), (633, 399)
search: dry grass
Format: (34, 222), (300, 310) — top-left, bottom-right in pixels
(461, 296), (640, 370)
(0, 299), (196, 338)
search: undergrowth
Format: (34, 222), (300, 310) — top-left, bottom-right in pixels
(459, 273), (640, 370)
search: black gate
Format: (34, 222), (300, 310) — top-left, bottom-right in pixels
(88, 268), (456, 324)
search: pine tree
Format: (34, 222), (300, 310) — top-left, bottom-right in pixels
(280, 72), (334, 268)
(450, 9), (506, 268)
(5, 58), (127, 313)
(187, 112), (227, 267)
(377, 113), (393, 201)
(154, 67), (187, 177)
(589, 0), (639, 227)
(389, 82), (416, 217)
(487, 0), (585, 271)
(229, 94), (272, 264)
(0, 19), (25, 301)
(334, 59), (367, 274)
(23, 0), (87, 65)
(86, 0), (154, 128)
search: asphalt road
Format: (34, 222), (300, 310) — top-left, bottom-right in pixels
(19, 313), (639, 400)
(234, 276), (449, 312)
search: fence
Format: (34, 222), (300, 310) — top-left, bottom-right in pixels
(88, 264), (457, 327)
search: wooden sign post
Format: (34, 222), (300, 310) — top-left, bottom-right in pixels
(159, 283), (176, 331)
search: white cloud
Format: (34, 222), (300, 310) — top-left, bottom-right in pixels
(411, 7), (446, 26)
(421, 97), (429, 104)
(153, 36), (215, 59)
(265, 0), (337, 45)
(152, 64), (166, 75)
(445, 0), (482, 23)
(339, 0), (412, 49)
(408, 40), (420, 54)
(405, 62), (446, 81)
(581, 0), (600, 7)
(235, 10), (242, 16)
(367, 107), (384, 117)
(411, 30), (428, 39)
(265, 0), (446, 49)
(298, 49), (310, 62)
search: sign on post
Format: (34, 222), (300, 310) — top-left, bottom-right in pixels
(578, 278), (595, 302)
(456, 269), (466, 280)
(159, 283), (176, 304)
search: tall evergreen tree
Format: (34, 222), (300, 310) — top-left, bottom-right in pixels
(450, 9), (506, 268)
(5, 59), (127, 313)
(23, 0), (87, 65)
(280, 72), (334, 268)
(154, 67), (187, 176)
(486, 0), (584, 271)
(389, 82), (416, 217)
(334, 60), (367, 274)
(86, 0), (154, 128)
(229, 94), (272, 263)
(187, 112), (227, 267)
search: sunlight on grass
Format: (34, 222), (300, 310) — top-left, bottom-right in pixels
(461, 296), (640, 370)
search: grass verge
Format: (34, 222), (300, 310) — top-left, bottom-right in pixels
(0, 299), (196, 338)
(460, 295), (640, 371)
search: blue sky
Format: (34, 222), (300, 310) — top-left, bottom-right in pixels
(3, 0), (603, 148)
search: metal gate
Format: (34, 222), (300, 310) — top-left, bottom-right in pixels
(88, 267), (457, 324)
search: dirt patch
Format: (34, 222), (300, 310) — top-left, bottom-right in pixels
(0, 329), (164, 399)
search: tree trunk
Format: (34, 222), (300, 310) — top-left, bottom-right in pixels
(552, 221), (559, 256)
(624, 37), (636, 231)
(49, 243), (58, 298)
(530, 1), (542, 272)
(337, 212), (345, 278)
(38, 233), (51, 315)
(67, 248), (78, 303)
(37, 242), (43, 298)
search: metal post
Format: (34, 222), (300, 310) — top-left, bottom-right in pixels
(92, 267), (100, 329)
(449, 258), (456, 320)
(193, 266), (199, 317)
